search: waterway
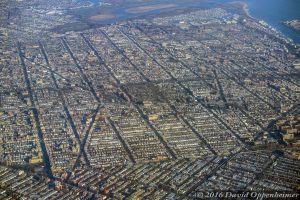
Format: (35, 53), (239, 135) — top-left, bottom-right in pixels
(77, 0), (300, 44)
(202, 0), (300, 44)
(240, 0), (300, 44)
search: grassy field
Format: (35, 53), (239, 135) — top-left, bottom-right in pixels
(126, 3), (177, 14)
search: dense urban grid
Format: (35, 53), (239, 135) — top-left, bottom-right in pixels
(0, 0), (300, 199)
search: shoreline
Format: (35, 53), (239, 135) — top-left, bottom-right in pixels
(241, 2), (253, 20)
(283, 20), (300, 34)
(58, 1), (299, 47)
(238, 2), (298, 46)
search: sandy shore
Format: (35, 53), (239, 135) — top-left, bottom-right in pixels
(241, 2), (254, 19)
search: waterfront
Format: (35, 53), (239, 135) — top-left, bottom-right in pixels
(76, 0), (300, 44)
(1, 0), (300, 198)
(242, 0), (300, 44)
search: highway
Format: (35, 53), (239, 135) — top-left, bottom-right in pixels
(81, 32), (178, 160)
(118, 27), (246, 149)
(39, 41), (91, 168)
(17, 41), (54, 179)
